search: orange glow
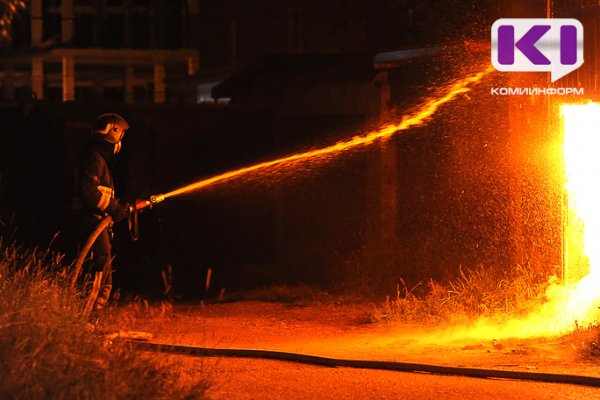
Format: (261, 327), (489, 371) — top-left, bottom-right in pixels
(164, 66), (494, 199)
(436, 103), (600, 341)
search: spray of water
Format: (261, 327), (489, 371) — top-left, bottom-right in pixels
(163, 65), (494, 199)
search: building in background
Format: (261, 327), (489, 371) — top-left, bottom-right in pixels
(0, 0), (368, 104)
(0, 0), (498, 104)
(1, 0), (200, 103)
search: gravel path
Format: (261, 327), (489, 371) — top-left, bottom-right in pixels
(127, 301), (600, 399)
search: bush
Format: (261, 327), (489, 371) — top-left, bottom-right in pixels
(373, 264), (552, 325)
(0, 239), (207, 400)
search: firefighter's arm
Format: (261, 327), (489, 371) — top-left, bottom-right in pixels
(78, 154), (109, 212)
(78, 154), (129, 222)
(106, 200), (130, 223)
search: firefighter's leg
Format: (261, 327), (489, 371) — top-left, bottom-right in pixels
(92, 228), (113, 310)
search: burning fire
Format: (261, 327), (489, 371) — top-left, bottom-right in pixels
(443, 103), (600, 341)
(559, 103), (600, 327)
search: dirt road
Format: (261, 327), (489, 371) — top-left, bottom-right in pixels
(126, 301), (600, 399)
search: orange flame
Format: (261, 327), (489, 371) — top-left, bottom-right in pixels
(559, 103), (600, 325)
(434, 103), (600, 341)
(164, 65), (494, 199)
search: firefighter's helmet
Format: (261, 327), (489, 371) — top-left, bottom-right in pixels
(93, 113), (129, 144)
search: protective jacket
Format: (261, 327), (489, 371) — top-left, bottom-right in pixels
(72, 138), (120, 217)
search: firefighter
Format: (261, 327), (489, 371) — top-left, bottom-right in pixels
(71, 113), (131, 313)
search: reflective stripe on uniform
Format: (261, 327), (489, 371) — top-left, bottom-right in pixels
(96, 185), (114, 211)
(97, 193), (111, 211)
(98, 185), (114, 197)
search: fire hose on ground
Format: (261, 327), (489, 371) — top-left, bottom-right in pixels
(127, 341), (600, 388)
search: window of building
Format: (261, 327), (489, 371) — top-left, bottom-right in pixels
(102, 15), (125, 48)
(165, 15), (182, 49)
(42, 5), (61, 42)
(103, 87), (125, 103)
(11, 9), (31, 48)
(163, 1), (183, 49)
(130, 15), (149, 48)
(74, 14), (94, 47)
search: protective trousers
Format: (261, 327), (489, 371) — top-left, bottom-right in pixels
(74, 211), (113, 310)
(91, 227), (113, 310)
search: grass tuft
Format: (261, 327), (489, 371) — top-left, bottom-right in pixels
(373, 264), (552, 325)
(0, 239), (208, 400)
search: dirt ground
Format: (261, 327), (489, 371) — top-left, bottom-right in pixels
(120, 301), (600, 399)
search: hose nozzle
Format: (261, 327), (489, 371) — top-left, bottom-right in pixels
(133, 194), (166, 211)
(149, 194), (165, 205)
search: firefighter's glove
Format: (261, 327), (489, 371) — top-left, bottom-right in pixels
(107, 199), (131, 223)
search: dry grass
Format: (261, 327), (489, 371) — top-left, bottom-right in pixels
(568, 326), (600, 361)
(0, 239), (208, 400)
(373, 265), (552, 325)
